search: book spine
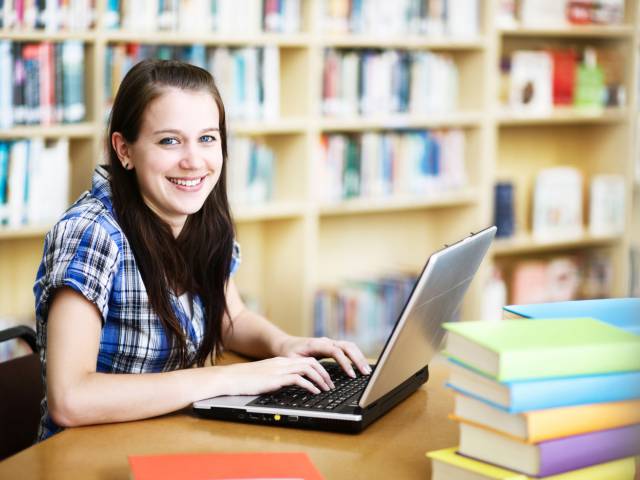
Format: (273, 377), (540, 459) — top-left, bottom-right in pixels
(501, 341), (640, 381)
(509, 371), (640, 412)
(527, 400), (640, 443)
(538, 424), (640, 477)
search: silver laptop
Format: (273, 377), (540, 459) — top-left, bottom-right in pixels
(193, 226), (496, 433)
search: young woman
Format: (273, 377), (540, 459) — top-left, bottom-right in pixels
(33, 59), (370, 441)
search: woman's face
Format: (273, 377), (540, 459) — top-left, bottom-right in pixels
(121, 87), (223, 236)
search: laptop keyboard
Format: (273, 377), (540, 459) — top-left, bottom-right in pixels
(248, 362), (371, 411)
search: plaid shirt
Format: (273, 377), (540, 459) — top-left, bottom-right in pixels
(33, 165), (240, 441)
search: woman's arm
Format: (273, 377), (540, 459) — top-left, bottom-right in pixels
(222, 280), (372, 377)
(46, 287), (335, 428)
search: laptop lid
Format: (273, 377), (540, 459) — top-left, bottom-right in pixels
(358, 226), (496, 408)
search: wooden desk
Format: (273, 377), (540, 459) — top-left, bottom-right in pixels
(0, 361), (457, 479)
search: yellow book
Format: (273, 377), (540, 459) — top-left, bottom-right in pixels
(426, 448), (637, 480)
(451, 394), (640, 443)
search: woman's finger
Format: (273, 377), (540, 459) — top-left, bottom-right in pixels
(286, 374), (320, 394)
(294, 360), (332, 391)
(336, 340), (371, 375)
(328, 345), (356, 378)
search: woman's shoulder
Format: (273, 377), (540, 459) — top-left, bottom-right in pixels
(46, 191), (123, 247)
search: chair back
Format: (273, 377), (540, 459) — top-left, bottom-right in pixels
(0, 326), (43, 460)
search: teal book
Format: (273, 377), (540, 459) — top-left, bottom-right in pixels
(503, 298), (640, 335)
(443, 318), (640, 381)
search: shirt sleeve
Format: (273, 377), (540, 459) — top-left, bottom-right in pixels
(34, 217), (120, 324)
(230, 240), (241, 276)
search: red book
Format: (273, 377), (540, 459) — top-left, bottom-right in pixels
(129, 452), (324, 480)
(550, 49), (577, 106)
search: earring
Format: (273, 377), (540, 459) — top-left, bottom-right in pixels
(123, 162), (129, 169)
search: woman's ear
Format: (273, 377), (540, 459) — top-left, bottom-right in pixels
(111, 132), (133, 170)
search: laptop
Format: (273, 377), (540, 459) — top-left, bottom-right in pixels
(193, 226), (496, 433)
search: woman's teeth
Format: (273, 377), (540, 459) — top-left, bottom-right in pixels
(168, 177), (203, 187)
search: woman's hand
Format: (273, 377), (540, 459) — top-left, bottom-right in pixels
(215, 356), (335, 396)
(276, 336), (372, 378)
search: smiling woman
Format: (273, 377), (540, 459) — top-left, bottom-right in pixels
(32, 59), (371, 443)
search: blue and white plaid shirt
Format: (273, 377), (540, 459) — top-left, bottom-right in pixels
(33, 165), (240, 440)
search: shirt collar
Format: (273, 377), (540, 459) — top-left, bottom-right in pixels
(91, 165), (115, 215)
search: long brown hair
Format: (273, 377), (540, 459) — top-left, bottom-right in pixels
(107, 59), (234, 368)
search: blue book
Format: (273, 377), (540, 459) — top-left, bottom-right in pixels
(447, 360), (640, 413)
(503, 298), (640, 335)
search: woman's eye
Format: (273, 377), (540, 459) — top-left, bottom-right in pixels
(200, 135), (217, 143)
(159, 137), (179, 145)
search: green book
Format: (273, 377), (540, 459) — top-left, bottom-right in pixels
(442, 318), (640, 381)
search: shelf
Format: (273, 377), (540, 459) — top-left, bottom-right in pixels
(229, 118), (308, 135)
(0, 123), (97, 139)
(318, 189), (477, 217)
(497, 107), (629, 126)
(0, 30), (96, 41)
(320, 35), (485, 50)
(492, 232), (623, 256)
(102, 31), (311, 47)
(320, 112), (483, 131)
(499, 25), (634, 38)
(0, 224), (50, 240)
(232, 202), (306, 222)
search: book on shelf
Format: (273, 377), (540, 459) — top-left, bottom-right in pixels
(0, 138), (70, 227)
(574, 48), (605, 110)
(589, 174), (625, 236)
(128, 451), (324, 480)
(319, 129), (466, 204)
(517, 0), (625, 27)
(519, 0), (567, 27)
(452, 393), (640, 443)
(321, 0), (479, 38)
(105, 43), (279, 122)
(566, 0), (625, 26)
(227, 136), (275, 207)
(532, 167), (583, 241)
(550, 49), (577, 106)
(508, 252), (613, 305)
(0, 0), (95, 31)
(447, 360), (640, 413)
(106, 0), (301, 34)
(508, 51), (553, 114)
(458, 422), (640, 478)
(480, 267), (507, 322)
(0, 40), (85, 127)
(427, 447), (637, 480)
(314, 274), (417, 357)
(442, 318), (640, 381)
(504, 46), (624, 114)
(503, 297), (640, 335)
(493, 181), (515, 238)
(322, 49), (458, 117)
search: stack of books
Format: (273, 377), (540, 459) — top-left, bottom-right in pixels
(427, 318), (640, 479)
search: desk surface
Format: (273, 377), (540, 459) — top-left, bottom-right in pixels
(0, 361), (457, 479)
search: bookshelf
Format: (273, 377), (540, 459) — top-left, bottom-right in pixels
(0, 0), (638, 352)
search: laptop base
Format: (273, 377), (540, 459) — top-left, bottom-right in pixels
(192, 365), (429, 434)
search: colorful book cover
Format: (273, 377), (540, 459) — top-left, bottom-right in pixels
(447, 360), (640, 413)
(427, 447), (637, 480)
(459, 423), (640, 477)
(451, 394), (640, 443)
(503, 298), (640, 335)
(129, 452), (324, 480)
(443, 318), (640, 381)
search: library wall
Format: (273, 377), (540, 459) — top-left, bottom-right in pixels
(0, 0), (638, 358)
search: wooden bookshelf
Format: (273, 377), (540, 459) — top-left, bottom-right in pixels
(320, 35), (486, 50)
(492, 232), (623, 256)
(499, 25), (635, 38)
(497, 107), (629, 126)
(0, 0), (637, 337)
